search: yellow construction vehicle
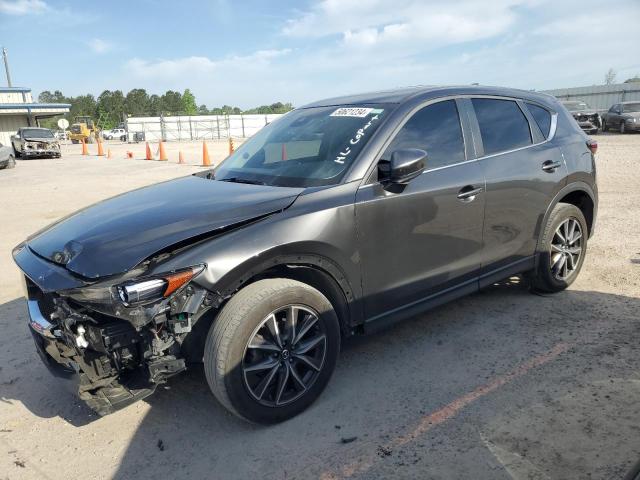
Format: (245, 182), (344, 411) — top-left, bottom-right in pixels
(69, 116), (99, 144)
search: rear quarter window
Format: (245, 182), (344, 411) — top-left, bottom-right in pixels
(526, 102), (552, 138)
(472, 98), (532, 156)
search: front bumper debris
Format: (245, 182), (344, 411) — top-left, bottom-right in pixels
(26, 289), (186, 416)
(21, 149), (61, 158)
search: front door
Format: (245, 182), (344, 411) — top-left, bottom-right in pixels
(355, 99), (486, 321)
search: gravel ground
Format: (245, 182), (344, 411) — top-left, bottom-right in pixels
(0, 133), (638, 479)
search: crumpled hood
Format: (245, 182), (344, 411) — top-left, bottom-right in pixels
(570, 110), (598, 117)
(27, 175), (303, 279)
(23, 137), (58, 143)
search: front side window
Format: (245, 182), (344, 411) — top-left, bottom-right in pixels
(526, 102), (552, 138)
(472, 98), (532, 156)
(214, 105), (390, 187)
(382, 100), (465, 169)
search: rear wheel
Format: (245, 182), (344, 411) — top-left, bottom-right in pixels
(204, 278), (340, 424)
(71, 139), (79, 144)
(530, 203), (588, 293)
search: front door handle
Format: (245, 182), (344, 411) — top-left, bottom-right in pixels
(542, 160), (562, 172)
(457, 186), (483, 202)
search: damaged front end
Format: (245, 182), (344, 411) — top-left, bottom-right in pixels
(17, 245), (219, 416)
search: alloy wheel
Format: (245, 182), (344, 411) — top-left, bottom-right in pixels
(550, 217), (583, 281)
(242, 305), (327, 407)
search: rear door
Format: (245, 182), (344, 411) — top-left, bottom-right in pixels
(355, 98), (486, 320)
(468, 97), (567, 283)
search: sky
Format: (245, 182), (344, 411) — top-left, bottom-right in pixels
(0, 0), (639, 109)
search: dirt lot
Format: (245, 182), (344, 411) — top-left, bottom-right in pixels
(0, 134), (639, 479)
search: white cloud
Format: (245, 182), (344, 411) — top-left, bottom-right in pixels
(125, 49), (291, 80)
(88, 38), (113, 54)
(101, 0), (639, 108)
(0, 0), (47, 15)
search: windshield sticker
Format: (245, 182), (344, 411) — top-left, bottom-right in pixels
(330, 107), (373, 118)
(334, 113), (381, 164)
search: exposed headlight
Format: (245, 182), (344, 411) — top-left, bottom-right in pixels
(116, 265), (205, 307)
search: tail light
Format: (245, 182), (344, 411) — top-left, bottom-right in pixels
(586, 139), (597, 155)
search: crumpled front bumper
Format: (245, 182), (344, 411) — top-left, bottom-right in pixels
(20, 149), (61, 158)
(26, 298), (158, 416)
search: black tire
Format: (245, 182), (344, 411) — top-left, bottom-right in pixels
(204, 278), (340, 424)
(5, 155), (16, 169)
(86, 136), (95, 144)
(601, 119), (608, 132)
(620, 121), (626, 134)
(71, 139), (79, 144)
(120, 135), (127, 142)
(530, 203), (588, 293)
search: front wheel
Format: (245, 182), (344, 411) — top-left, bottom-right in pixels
(204, 278), (340, 424)
(620, 122), (626, 134)
(530, 203), (588, 293)
(601, 119), (608, 132)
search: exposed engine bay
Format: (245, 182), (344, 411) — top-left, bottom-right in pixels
(24, 266), (220, 415)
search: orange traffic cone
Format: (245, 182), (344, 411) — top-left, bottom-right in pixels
(107, 149), (112, 159)
(126, 151), (133, 159)
(202, 141), (211, 167)
(228, 137), (235, 155)
(97, 139), (105, 157)
(81, 138), (89, 156)
(178, 151), (185, 164)
(158, 141), (168, 161)
(281, 143), (287, 161)
(145, 142), (153, 160)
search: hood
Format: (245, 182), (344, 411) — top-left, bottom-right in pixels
(570, 110), (598, 116)
(27, 175), (303, 279)
(23, 136), (58, 143)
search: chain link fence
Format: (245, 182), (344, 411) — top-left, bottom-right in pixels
(125, 113), (284, 142)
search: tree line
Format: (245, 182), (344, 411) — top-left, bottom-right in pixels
(38, 88), (294, 129)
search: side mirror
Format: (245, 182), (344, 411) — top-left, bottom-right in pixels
(387, 148), (427, 184)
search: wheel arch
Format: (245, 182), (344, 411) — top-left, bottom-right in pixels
(181, 253), (360, 363)
(537, 182), (596, 254)
(216, 253), (358, 335)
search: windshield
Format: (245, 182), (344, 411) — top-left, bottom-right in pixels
(562, 101), (590, 112)
(624, 103), (640, 113)
(22, 128), (54, 138)
(214, 105), (390, 187)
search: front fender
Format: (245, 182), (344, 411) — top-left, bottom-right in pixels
(151, 181), (363, 321)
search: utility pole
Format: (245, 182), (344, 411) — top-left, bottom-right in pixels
(2, 47), (12, 87)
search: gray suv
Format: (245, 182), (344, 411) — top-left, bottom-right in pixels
(601, 101), (640, 133)
(13, 86), (597, 424)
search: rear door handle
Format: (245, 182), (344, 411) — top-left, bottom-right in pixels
(542, 160), (562, 172)
(457, 186), (483, 201)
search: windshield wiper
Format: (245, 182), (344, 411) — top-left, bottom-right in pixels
(218, 177), (266, 186)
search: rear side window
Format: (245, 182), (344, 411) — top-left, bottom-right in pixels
(526, 102), (552, 138)
(472, 99), (532, 156)
(383, 100), (465, 169)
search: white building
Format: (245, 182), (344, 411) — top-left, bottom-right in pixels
(0, 87), (70, 145)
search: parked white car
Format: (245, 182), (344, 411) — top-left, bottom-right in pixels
(103, 128), (127, 141)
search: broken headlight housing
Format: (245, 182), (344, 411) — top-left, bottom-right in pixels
(116, 265), (205, 307)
